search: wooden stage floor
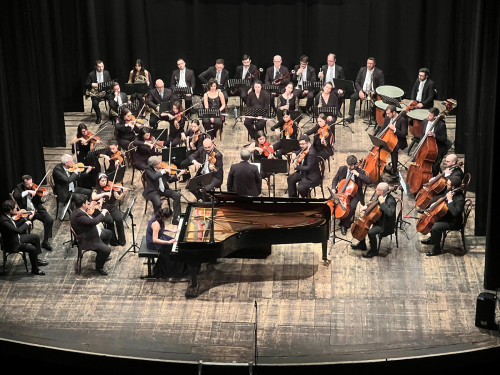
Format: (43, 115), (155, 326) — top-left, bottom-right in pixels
(1, 96), (499, 373)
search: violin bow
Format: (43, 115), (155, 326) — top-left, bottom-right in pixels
(33, 169), (52, 195)
(87, 124), (108, 141)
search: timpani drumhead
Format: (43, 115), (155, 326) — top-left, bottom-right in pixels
(407, 108), (428, 120)
(376, 85), (404, 98)
(375, 100), (406, 112)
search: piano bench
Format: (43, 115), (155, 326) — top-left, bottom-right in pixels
(138, 236), (159, 279)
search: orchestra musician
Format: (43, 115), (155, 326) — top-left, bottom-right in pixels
(270, 110), (298, 159)
(170, 58), (196, 114)
(98, 140), (126, 184)
(265, 55), (290, 92)
(380, 104), (408, 179)
(420, 176), (465, 256)
(318, 53), (345, 114)
(351, 182), (396, 258)
(85, 59), (111, 124)
(248, 131), (274, 179)
(188, 138), (223, 202)
(314, 82), (339, 126)
(0, 200), (48, 275)
(198, 58), (229, 104)
(346, 57), (385, 124)
(146, 79), (174, 129)
(276, 83), (298, 122)
(70, 123), (101, 163)
(287, 135), (321, 198)
(420, 107), (449, 176)
(143, 156), (185, 226)
(292, 55), (316, 114)
(233, 54), (259, 104)
(410, 68), (436, 109)
(305, 113), (334, 161)
(163, 100), (188, 147)
(132, 126), (162, 171)
(128, 58), (152, 103)
(70, 193), (112, 275)
(107, 82), (130, 122)
(226, 148), (262, 196)
(91, 173), (127, 247)
(244, 80), (271, 140)
(202, 78), (226, 139)
(179, 120), (205, 171)
(115, 107), (139, 151)
(13, 174), (54, 251)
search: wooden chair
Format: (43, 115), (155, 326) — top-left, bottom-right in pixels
(441, 199), (473, 254)
(0, 234), (29, 275)
(69, 224), (91, 275)
(308, 157), (326, 198)
(376, 197), (402, 252)
(462, 173), (471, 198)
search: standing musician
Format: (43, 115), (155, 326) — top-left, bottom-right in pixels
(420, 176), (465, 256)
(13, 175), (54, 251)
(202, 78), (226, 139)
(227, 148), (262, 196)
(107, 82), (130, 121)
(346, 57), (385, 124)
(380, 104), (408, 179)
(99, 140), (126, 184)
(287, 135), (321, 198)
(132, 126), (162, 171)
(420, 107), (448, 176)
(115, 108), (139, 151)
(276, 83), (298, 122)
(270, 110), (299, 159)
(85, 59), (111, 124)
(91, 173), (127, 247)
(305, 113), (334, 161)
(351, 182), (396, 258)
(163, 100), (188, 147)
(314, 82), (339, 127)
(292, 55), (316, 114)
(331, 155), (371, 235)
(143, 156), (185, 226)
(0, 200), (48, 275)
(410, 68), (436, 109)
(146, 79), (174, 129)
(248, 131), (275, 179)
(128, 58), (152, 103)
(188, 138), (224, 202)
(318, 53), (346, 114)
(233, 54), (259, 104)
(244, 80), (271, 140)
(170, 58), (196, 114)
(198, 58), (229, 104)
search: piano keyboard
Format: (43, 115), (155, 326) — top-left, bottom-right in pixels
(171, 217), (184, 253)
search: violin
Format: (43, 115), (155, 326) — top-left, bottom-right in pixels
(259, 141), (274, 157)
(318, 126), (330, 146)
(87, 199), (103, 215)
(129, 115), (146, 127)
(83, 131), (100, 144)
(30, 183), (48, 197)
(103, 182), (127, 192)
(13, 209), (35, 221)
(332, 159), (365, 220)
(283, 119), (294, 138)
(68, 163), (93, 173)
(208, 150), (218, 171)
(289, 147), (309, 175)
(160, 161), (186, 175)
(416, 187), (462, 235)
(111, 150), (124, 164)
(173, 113), (183, 129)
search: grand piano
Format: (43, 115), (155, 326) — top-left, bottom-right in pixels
(171, 192), (331, 297)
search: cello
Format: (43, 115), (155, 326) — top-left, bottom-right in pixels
(415, 187), (462, 235)
(332, 158), (364, 220)
(362, 101), (418, 183)
(405, 99), (457, 194)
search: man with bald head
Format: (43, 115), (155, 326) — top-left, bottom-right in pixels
(146, 79), (174, 129)
(227, 148), (262, 196)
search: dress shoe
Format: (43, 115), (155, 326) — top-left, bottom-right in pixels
(351, 241), (367, 250)
(95, 116), (101, 124)
(362, 250), (378, 258)
(37, 259), (49, 266)
(169, 276), (190, 283)
(346, 116), (354, 123)
(96, 268), (108, 275)
(110, 241), (119, 246)
(426, 247), (442, 256)
(421, 237), (432, 245)
(106, 256), (112, 262)
(340, 226), (347, 236)
(41, 242), (53, 251)
(172, 217), (180, 226)
(32, 269), (45, 276)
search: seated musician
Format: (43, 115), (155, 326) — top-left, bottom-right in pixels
(146, 79), (174, 129)
(115, 108), (139, 151)
(85, 59), (111, 124)
(179, 120), (205, 171)
(270, 110), (298, 159)
(202, 78), (226, 139)
(420, 176), (465, 256)
(70, 193), (112, 275)
(287, 135), (321, 198)
(143, 156), (185, 225)
(292, 55), (316, 114)
(314, 82), (339, 122)
(331, 155), (371, 236)
(13, 174), (54, 251)
(128, 58), (152, 103)
(170, 58), (196, 113)
(99, 140), (126, 184)
(91, 173), (126, 247)
(107, 82), (130, 122)
(381, 104), (408, 179)
(199, 58), (229, 104)
(244, 80), (270, 140)
(265, 55), (290, 93)
(52, 154), (93, 218)
(346, 57), (385, 124)
(410, 68), (436, 109)
(421, 107), (449, 176)
(248, 131), (274, 180)
(0, 200), (48, 275)
(233, 54), (259, 104)
(277, 83), (298, 122)
(188, 137), (223, 202)
(351, 182), (396, 258)
(70, 123), (102, 164)
(318, 53), (345, 114)
(146, 207), (189, 281)
(162, 100), (187, 147)
(227, 148), (262, 196)
(305, 113), (334, 161)
(132, 126), (162, 171)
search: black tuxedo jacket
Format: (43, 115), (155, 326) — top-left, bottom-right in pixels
(146, 88), (174, 109)
(320, 64), (346, 81)
(234, 64), (259, 83)
(331, 165), (371, 201)
(142, 166), (177, 199)
(421, 118), (447, 157)
(170, 68), (196, 90)
(381, 115), (409, 150)
(107, 92), (129, 111)
(188, 147), (224, 182)
(198, 67), (229, 89)
(85, 70), (112, 89)
(354, 67), (385, 93)
(410, 78), (436, 109)
(0, 214), (30, 250)
(70, 208), (106, 250)
(52, 163), (86, 203)
(292, 65), (316, 86)
(293, 146), (321, 185)
(227, 161), (262, 196)
(265, 66), (290, 87)
(374, 193), (397, 236)
(13, 182), (46, 210)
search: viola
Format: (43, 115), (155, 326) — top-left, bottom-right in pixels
(208, 150), (218, 171)
(289, 147), (309, 175)
(68, 163), (93, 173)
(13, 209), (35, 221)
(416, 188), (462, 235)
(283, 119), (294, 138)
(318, 126), (330, 146)
(259, 141), (274, 157)
(332, 159), (364, 220)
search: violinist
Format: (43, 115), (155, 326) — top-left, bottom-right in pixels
(248, 131), (274, 179)
(270, 110), (298, 159)
(115, 108), (139, 151)
(107, 82), (130, 121)
(70, 123), (101, 163)
(132, 126), (162, 171)
(188, 138), (224, 202)
(331, 156), (371, 235)
(202, 78), (226, 139)
(292, 55), (316, 114)
(420, 176), (465, 256)
(13, 174), (54, 250)
(91, 173), (126, 246)
(276, 83), (297, 122)
(146, 79), (174, 129)
(351, 182), (396, 258)
(179, 120), (205, 171)
(287, 135), (321, 198)
(233, 54), (259, 104)
(164, 100), (187, 146)
(99, 140), (126, 183)
(421, 107), (448, 176)
(227, 148), (262, 196)
(244, 80), (271, 140)
(381, 105), (409, 179)
(0, 200), (48, 275)
(305, 113), (334, 161)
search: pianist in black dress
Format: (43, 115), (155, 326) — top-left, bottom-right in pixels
(244, 80), (270, 140)
(146, 207), (189, 281)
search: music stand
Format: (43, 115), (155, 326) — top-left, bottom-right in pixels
(326, 188), (351, 253)
(260, 159), (288, 197)
(162, 146), (187, 166)
(333, 78), (355, 131)
(60, 193), (73, 221)
(173, 86), (192, 100)
(302, 81), (323, 94)
(187, 172), (214, 193)
(368, 134), (391, 184)
(262, 84), (280, 117)
(397, 171), (411, 240)
(125, 82), (148, 95)
(280, 139), (300, 154)
(198, 108), (221, 118)
(158, 102), (172, 116)
(119, 194), (139, 260)
(151, 128), (169, 143)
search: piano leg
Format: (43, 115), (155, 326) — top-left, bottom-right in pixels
(185, 262), (201, 298)
(322, 241), (330, 266)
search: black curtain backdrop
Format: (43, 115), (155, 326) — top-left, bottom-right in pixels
(0, 0), (499, 287)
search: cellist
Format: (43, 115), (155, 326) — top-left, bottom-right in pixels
(351, 182), (396, 258)
(331, 155), (371, 235)
(421, 107), (448, 176)
(381, 105), (408, 179)
(420, 176), (465, 256)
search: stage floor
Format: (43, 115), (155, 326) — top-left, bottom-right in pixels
(1, 97), (498, 372)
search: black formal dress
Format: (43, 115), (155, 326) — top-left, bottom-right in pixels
(92, 186), (126, 246)
(244, 90), (270, 139)
(305, 125), (334, 161)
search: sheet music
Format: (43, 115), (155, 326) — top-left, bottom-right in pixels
(171, 217), (184, 253)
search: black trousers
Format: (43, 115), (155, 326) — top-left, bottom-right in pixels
(147, 189), (181, 218)
(16, 233), (42, 272)
(244, 118), (266, 140)
(94, 228), (112, 269)
(287, 172), (317, 198)
(32, 207), (53, 243)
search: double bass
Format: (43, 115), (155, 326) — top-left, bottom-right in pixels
(405, 99), (457, 194)
(332, 159), (364, 220)
(362, 101), (418, 183)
